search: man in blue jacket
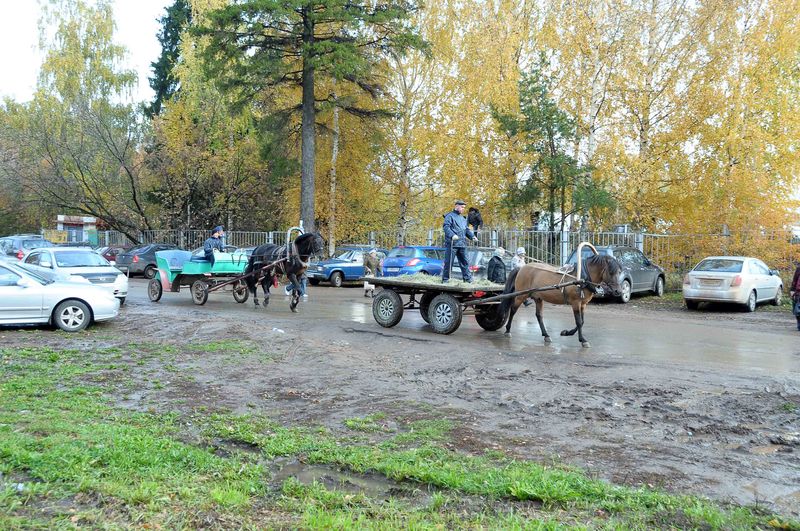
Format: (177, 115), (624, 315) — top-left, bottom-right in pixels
(203, 225), (225, 266)
(442, 199), (478, 283)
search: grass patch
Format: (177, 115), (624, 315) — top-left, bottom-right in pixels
(189, 339), (258, 354)
(344, 413), (389, 432)
(1, 345), (798, 529)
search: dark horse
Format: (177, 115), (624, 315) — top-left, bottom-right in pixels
(244, 232), (324, 312)
(499, 254), (623, 347)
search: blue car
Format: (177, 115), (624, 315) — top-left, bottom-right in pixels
(307, 246), (388, 287)
(381, 246), (446, 277)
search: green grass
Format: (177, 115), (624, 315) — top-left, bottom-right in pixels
(1, 345), (798, 529)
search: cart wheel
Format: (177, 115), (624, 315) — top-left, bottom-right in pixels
(428, 293), (462, 334)
(148, 279), (163, 302)
(419, 292), (436, 324)
(232, 280), (249, 303)
(191, 280), (209, 305)
(475, 304), (508, 331)
(372, 289), (403, 328)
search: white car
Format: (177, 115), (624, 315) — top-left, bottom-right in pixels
(683, 256), (783, 312)
(0, 261), (119, 332)
(21, 247), (128, 305)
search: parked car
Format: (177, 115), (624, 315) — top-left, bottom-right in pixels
(307, 246), (389, 287)
(56, 241), (93, 248)
(114, 243), (180, 278)
(22, 247), (128, 305)
(682, 256), (783, 312)
(0, 234), (55, 260)
(96, 245), (132, 265)
(0, 260), (119, 332)
(381, 246), (446, 277)
(566, 245), (665, 303)
(450, 247), (514, 281)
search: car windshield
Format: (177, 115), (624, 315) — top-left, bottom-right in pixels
(333, 250), (354, 260)
(694, 259), (743, 273)
(23, 239), (53, 249)
(55, 251), (110, 268)
(9, 263), (52, 284)
(388, 247), (416, 258)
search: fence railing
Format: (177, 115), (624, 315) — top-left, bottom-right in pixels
(52, 227), (800, 276)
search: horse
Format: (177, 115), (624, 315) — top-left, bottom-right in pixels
(243, 232), (324, 312)
(499, 254), (623, 347)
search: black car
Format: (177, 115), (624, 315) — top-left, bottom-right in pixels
(566, 245), (665, 303)
(450, 247), (514, 281)
(115, 243), (180, 278)
(0, 234), (55, 260)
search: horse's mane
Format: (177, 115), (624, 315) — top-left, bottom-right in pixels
(585, 253), (621, 277)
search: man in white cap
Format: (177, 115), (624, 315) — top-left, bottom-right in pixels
(512, 246), (526, 270)
(442, 199), (478, 283)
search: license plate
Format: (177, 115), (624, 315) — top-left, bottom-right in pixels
(700, 279), (722, 287)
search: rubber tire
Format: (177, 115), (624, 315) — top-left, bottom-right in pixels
(685, 300), (699, 310)
(53, 300), (91, 332)
(148, 279), (163, 302)
(428, 293), (463, 335)
(772, 286), (782, 306)
(618, 279), (631, 303)
(745, 290), (757, 312)
(419, 292), (436, 324)
(330, 272), (344, 288)
(309, 278), (320, 286)
(475, 304), (507, 331)
(191, 280), (209, 305)
(143, 265), (156, 279)
(373, 289), (403, 328)
(653, 276), (665, 297)
(233, 280), (249, 303)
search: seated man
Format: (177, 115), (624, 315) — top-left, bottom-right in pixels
(203, 226), (225, 266)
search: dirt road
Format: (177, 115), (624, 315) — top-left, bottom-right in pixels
(8, 279), (800, 516)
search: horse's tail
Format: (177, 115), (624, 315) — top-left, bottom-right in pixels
(499, 267), (520, 316)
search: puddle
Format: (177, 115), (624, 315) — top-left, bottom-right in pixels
(269, 457), (431, 501)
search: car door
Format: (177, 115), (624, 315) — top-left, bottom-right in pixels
(750, 259), (774, 301)
(345, 251), (364, 280)
(0, 265), (44, 322)
(621, 249), (646, 291)
(634, 249), (659, 291)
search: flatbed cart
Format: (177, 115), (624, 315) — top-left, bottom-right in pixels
(147, 250), (252, 305)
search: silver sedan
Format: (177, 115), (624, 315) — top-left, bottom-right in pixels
(682, 256), (783, 312)
(0, 261), (119, 332)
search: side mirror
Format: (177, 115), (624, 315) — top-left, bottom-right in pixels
(40, 261), (52, 268)
(352, 258), (359, 262)
(643, 258), (651, 266)
(16, 277), (35, 288)
(769, 269), (779, 276)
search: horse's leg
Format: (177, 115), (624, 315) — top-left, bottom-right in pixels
(504, 298), (522, 336)
(577, 301), (589, 348)
(288, 273), (300, 312)
(246, 270), (259, 306)
(261, 276), (271, 307)
(534, 298), (551, 343)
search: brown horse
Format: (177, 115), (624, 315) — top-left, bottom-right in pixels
(499, 254), (623, 347)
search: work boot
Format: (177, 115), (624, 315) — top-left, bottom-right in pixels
(364, 291), (370, 298)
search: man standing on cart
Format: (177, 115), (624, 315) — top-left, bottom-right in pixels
(203, 225), (225, 266)
(442, 199), (477, 283)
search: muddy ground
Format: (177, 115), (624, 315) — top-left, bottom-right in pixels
(3, 280), (799, 517)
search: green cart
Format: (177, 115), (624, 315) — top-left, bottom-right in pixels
(147, 250), (250, 305)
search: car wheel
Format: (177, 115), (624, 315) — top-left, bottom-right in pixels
(745, 290), (757, 312)
(373, 289), (403, 328)
(618, 279), (631, 303)
(148, 279), (163, 302)
(685, 300), (699, 310)
(428, 293), (463, 334)
(308, 278), (320, 286)
(330, 272), (343, 288)
(53, 300), (91, 332)
(233, 280), (249, 303)
(772, 286), (782, 306)
(419, 292), (436, 323)
(143, 265), (156, 279)
(475, 304), (508, 331)
(653, 276), (664, 297)
(191, 280), (209, 305)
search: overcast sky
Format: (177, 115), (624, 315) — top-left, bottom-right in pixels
(0, 0), (171, 104)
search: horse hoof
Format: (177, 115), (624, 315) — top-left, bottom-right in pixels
(290, 306), (298, 313)
(544, 336), (552, 343)
(263, 299), (270, 307)
(504, 331), (511, 337)
(560, 330), (569, 336)
(581, 341), (591, 348)
(253, 300), (260, 307)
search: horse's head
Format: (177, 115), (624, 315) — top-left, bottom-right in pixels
(294, 232), (325, 258)
(586, 254), (623, 297)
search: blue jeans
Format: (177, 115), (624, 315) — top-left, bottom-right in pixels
(443, 245), (471, 282)
(285, 276), (307, 296)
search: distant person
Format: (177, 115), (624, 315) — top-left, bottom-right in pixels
(363, 249), (382, 298)
(467, 207), (483, 236)
(203, 226), (225, 266)
(792, 263), (800, 331)
(487, 247), (507, 284)
(285, 272), (308, 298)
(442, 199), (478, 283)
(512, 247), (526, 270)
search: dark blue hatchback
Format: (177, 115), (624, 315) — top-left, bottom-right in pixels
(381, 246), (446, 277)
(307, 246), (388, 287)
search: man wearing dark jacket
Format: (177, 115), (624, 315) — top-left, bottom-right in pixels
(467, 207), (483, 235)
(791, 262), (800, 330)
(487, 248), (507, 284)
(203, 225), (225, 266)
(443, 200), (477, 283)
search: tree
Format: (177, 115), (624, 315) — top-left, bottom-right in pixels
(194, 0), (425, 232)
(146, 0), (192, 117)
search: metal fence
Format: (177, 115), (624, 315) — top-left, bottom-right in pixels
(58, 227), (800, 276)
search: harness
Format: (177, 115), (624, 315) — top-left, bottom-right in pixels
(553, 260), (601, 304)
